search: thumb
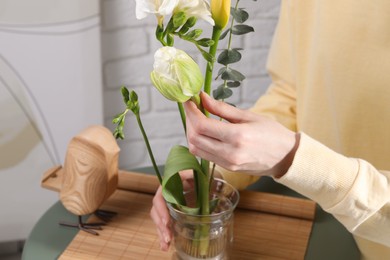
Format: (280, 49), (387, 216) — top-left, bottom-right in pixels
(200, 92), (247, 123)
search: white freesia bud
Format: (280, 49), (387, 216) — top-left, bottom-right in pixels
(175, 0), (214, 26)
(135, 0), (179, 24)
(151, 47), (203, 102)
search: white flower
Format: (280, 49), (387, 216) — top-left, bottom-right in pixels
(175, 0), (214, 26)
(150, 47), (203, 102)
(135, 0), (179, 20)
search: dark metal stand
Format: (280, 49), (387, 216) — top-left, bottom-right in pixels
(94, 209), (117, 222)
(59, 209), (117, 235)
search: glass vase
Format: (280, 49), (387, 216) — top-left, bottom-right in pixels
(168, 178), (240, 260)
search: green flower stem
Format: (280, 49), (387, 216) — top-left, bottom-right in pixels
(192, 161), (210, 256)
(198, 163), (210, 215)
(190, 95), (210, 211)
(198, 30), (219, 235)
(190, 94), (210, 255)
(195, 25), (225, 256)
(135, 113), (163, 184)
(177, 102), (186, 133)
(203, 27), (222, 112)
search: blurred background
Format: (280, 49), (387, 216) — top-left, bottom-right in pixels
(0, 0), (280, 259)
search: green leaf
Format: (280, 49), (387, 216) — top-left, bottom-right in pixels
(227, 81), (241, 88)
(213, 85), (233, 100)
(231, 8), (249, 23)
(163, 172), (186, 206)
(221, 68), (246, 81)
(216, 67), (227, 80)
(217, 49), (242, 65)
(162, 145), (205, 207)
(219, 29), (230, 40)
(177, 204), (200, 215)
(232, 24), (254, 35)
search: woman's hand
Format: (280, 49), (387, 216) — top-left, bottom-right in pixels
(185, 92), (299, 177)
(151, 93), (299, 251)
(150, 170), (194, 251)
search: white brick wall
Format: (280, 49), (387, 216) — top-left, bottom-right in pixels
(101, 0), (281, 169)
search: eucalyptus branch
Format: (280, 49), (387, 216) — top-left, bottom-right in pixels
(221, 0), (241, 102)
(213, 0), (254, 101)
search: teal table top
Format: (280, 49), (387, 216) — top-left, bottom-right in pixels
(22, 169), (361, 260)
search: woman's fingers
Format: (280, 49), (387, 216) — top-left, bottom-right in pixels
(185, 104), (226, 158)
(150, 170), (195, 251)
(150, 207), (170, 250)
(200, 92), (250, 123)
(150, 187), (171, 250)
(184, 100), (231, 143)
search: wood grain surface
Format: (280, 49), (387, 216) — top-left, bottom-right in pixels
(42, 170), (316, 260)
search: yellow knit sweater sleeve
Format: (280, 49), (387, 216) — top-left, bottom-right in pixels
(221, 0), (390, 258)
(276, 133), (390, 258)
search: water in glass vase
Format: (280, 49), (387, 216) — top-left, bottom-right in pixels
(168, 178), (240, 260)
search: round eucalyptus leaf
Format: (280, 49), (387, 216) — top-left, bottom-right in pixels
(232, 24), (254, 35)
(213, 85), (233, 100)
(217, 49), (242, 65)
(227, 81), (241, 88)
(231, 8), (249, 23)
(221, 68), (246, 81)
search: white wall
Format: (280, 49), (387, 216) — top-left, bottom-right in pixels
(101, 0), (281, 170)
(0, 0), (103, 242)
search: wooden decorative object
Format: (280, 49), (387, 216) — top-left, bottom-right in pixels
(42, 170), (317, 259)
(45, 125), (120, 235)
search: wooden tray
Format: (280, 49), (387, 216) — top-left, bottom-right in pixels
(42, 169), (316, 260)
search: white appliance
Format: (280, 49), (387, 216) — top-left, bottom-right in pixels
(0, 0), (103, 242)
